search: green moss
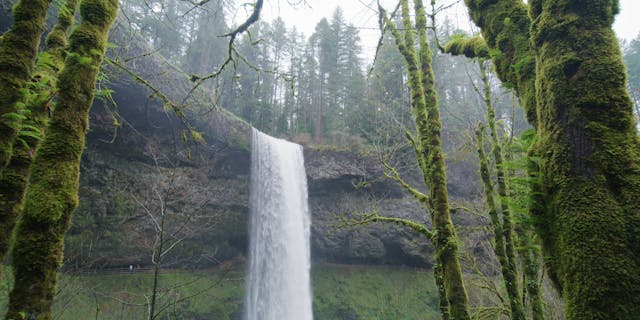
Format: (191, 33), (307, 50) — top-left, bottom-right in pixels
(0, 0), (80, 281)
(530, 0), (640, 318)
(444, 35), (490, 59)
(464, 0), (537, 126)
(382, 1), (471, 318)
(467, 1), (640, 318)
(5, 0), (118, 318)
(0, 0), (51, 168)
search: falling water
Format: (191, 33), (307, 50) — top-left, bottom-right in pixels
(245, 128), (313, 320)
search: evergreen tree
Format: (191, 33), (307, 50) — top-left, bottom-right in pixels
(362, 34), (411, 145)
(183, 1), (228, 76)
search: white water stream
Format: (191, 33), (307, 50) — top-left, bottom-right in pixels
(245, 128), (313, 320)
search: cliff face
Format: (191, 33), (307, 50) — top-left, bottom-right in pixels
(62, 19), (482, 270)
(65, 71), (486, 270)
(70, 100), (436, 268)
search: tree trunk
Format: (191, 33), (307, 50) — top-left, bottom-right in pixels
(529, 1), (640, 318)
(381, 0), (471, 318)
(475, 123), (525, 320)
(466, 0), (640, 318)
(0, 0), (51, 168)
(0, 0), (79, 280)
(479, 61), (526, 320)
(413, 1), (470, 318)
(5, 0), (118, 317)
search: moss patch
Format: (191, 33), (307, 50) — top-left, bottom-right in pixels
(0, 0), (51, 168)
(5, 0), (119, 318)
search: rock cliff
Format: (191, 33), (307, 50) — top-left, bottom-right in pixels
(63, 19), (482, 270)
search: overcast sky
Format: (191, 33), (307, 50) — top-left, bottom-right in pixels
(256, 0), (640, 64)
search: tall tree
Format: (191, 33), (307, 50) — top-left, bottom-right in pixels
(0, 0), (80, 280)
(361, 33), (411, 145)
(465, 0), (640, 318)
(341, 24), (366, 136)
(444, 36), (537, 320)
(183, 1), (228, 76)
(5, 0), (118, 317)
(310, 18), (332, 140)
(380, 0), (471, 318)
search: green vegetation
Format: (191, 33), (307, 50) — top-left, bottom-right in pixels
(5, 0), (119, 317)
(465, 0), (640, 318)
(0, 0), (51, 168)
(313, 265), (439, 320)
(0, 0), (637, 318)
(0, 265), (440, 320)
(0, 0), (80, 281)
(378, 0), (471, 318)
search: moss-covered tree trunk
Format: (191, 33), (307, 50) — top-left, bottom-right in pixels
(413, 2), (470, 318)
(464, 0), (536, 125)
(466, 0), (640, 318)
(475, 125), (513, 315)
(517, 231), (544, 320)
(0, 0), (51, 169)
(444, 36), (532, 320)
(0, 0), (79, 280)
(478, 60), (526, 320)
(5, 0), (118, 317)
(529, 1), (640, 318)
(381, 1), (471, 318)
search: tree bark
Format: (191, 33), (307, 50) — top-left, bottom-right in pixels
(0, 0), (51, 168)
(466, 0), (640, 318)
(0, 0), (79, 280)
(529, 1), (640, 318)
(5, 0), (118, 317)
(381, 1), (471, 318)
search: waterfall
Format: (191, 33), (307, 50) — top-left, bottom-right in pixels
(245, 128), (313, 320)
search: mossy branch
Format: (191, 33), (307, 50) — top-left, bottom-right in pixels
(463, 0), (537, 126)
(0, 0), (80, 281)
(443, 34), (490, 59)
(105, 57), (205, 147)
(6, 0), (119, 316)
(476, 122), (526, 320)
(380, 1), (471, 318)
(381, 158), (429, 205)
(337, 210), (434, 241)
